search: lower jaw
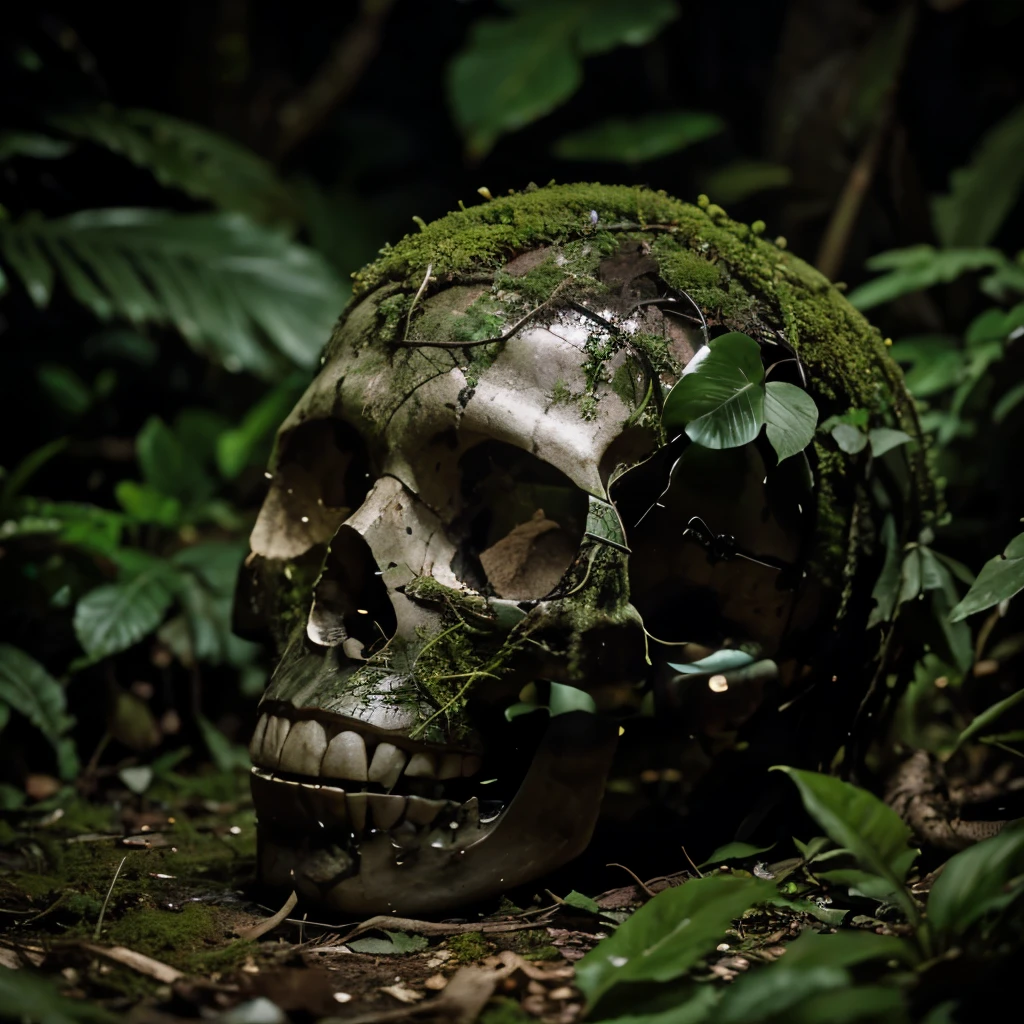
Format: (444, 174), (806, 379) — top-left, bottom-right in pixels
(254, 712), (619, 915)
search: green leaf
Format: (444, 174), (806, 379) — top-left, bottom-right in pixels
(448, 8), (582, 159)
(699, 841), (775, 868)
(847, 246), (1004, 311)
(949, 532), (1024, 621)
(932, 102), (1024, 248)
(73, 560), (176, 660)
(831, 423), (868, 454)
(868, 516), (902, 628)
(764, 381), (818, 462)
(197, 714), (250, 772)
(573, 875), (774, 1004)
(447, 0), (677, 158)
(37, 363), (93, 415)
(0, 209), (344, 375)
(1, 437), (68, 507)
(662, 333), (765, 448)
(548, 681), (597, 717)
(0, 644), (75, 748)
(0, 965), (118, 1023)
(47, 107), (298, 226)
(868, 428), (913, 458)
(773, 767), (920, 924)
(668, 650), (755, 675)
(135, 416), (213, 506)
(775, 926), (913, 969)
(216, 374), (305, 479)
(586, 984), (720, 1024)
(698, 160), (792, 204)
(114, 481), (182, 527)
(953, 687), (1024, 753)
(927, 827), (1024, 942)
(785, 986), (908, 1024)
(717, 966), (850, 1024)
(993, 380), (1024, 423)
(347, 930), (429, 954)
(552, 111), (723, 164)
(0, 131), (74, 161)
(563, 890), (601, 913)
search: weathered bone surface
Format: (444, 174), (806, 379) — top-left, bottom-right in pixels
(235, 184), (931, 914)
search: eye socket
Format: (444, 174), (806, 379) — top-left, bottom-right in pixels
(250, 419), (374, 561)
(451, 441), (589, 600)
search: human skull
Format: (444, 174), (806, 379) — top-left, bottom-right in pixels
(236, 184), (928, 915)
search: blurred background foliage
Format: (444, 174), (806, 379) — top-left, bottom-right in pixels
(0, 0), (1023, 846)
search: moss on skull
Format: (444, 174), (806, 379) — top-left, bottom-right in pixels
(338, 183), (931, 589)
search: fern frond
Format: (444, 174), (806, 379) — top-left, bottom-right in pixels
(0, 208), (345, 375)
(47, 106), (298, 226)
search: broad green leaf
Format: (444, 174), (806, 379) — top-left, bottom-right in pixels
(0, 208), (344, 375)
(347, 930), (429, 954)
(37, 363), (93, 415)
(771, 923), (912, 969)
(662, 333), (765, 448)
(993, 380), (1024, 423)
(548, 681), (597, 717)
(698, 160), (792, 204)
(589, 984), (719, 1024)
(764, 381), (818, 462)
(699, 841), (774, 868)
(216, 374), (305, 479)
(48, 107), (298, 226)
(573, 875), (774, 1003)
(552, 111), (723, 164)
(924, 552), (974, 673)
(786, 986), (908, 1024)
(574, 0), (678, 55)
(135, 416), (213, 506)
(953, 687), (1024, 753)
(447, 0), (678, 158)
(74, 563), (176, 660)
(868, 517), (903, 628)
(869, 428), (913, 458)
(563, 890), (601, 913)
(668, 650), (755, 675)
(716, 966), (850, 1024)
(773, 767), (920, 924)
(793, 836), (832, 862)
(0, 965), (117, 1024)
(831, 423), (868, 454)
(448, 8), (582, 159)
(847, 246), (1004, 311)
(197, 714), (250, 772)
(949, 532), (1024, 621)
(0, 644), (74, 747)
(927, 827), (1024, 942)
(114, 481), (182, 527)
(0, 131), (73, 161)
(932, 102), (1024, 248)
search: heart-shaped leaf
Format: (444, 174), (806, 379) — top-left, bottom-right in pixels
(663, 333), (765, 449)
(764, 381), (818, 462)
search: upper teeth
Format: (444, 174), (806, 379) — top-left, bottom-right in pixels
(250, 713), (481, 783)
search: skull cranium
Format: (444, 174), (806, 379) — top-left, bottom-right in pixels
(236, 184), (928, 914)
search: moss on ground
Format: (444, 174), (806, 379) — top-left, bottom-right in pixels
(445, 931), (491, 962)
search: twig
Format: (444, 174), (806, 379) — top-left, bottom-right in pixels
(605, 862), (658, 899)
(403, 262), (434, 344)
(974, 606), (1003, 663)
(336, 911), (557, 947)
(81, 943), (182, 984)
(94, 856), (126, 941)
(237, 890), (298, 940)
(273, 0), (397, 159)
(816, 115), (890, 279)
(681, 845), (704, 878)
(397, 278), (572, 350)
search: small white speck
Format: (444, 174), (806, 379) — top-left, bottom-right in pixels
(229, 825), (241, 835)
(708, 675), (729, 692)
(717, 943), (730, 952)
(333, 992), (352, 1003)
(301, 516), (309, 523)
(264, 471), (273, 480)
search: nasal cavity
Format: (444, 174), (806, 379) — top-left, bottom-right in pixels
(307, 526), (397, 657)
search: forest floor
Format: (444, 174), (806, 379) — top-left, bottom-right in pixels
(0, 765), (841, 1024)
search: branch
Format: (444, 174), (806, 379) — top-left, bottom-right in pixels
(273, 0), (396, 160)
